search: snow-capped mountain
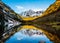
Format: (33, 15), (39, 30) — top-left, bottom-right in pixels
(20, 9), (43, 17)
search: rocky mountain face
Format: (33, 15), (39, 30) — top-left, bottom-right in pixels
(0, 1), (22, 22)
(0, 1), (22, 38)
(31, 0), (60, 39)
(20, 10), (43, 17)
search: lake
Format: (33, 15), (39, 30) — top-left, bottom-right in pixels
(5, 25), (54, 43)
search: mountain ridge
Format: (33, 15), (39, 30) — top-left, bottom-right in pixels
(20, 9), (43, 17)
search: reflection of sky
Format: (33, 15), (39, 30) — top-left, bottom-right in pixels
(5, 29), (53, 43)
(2, 0), (56, 13)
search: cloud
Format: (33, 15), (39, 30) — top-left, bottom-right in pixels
(33, 9), (43, 12)
(15, 5), (25, 13)
(16, 5), (24, 10)
(15, 5), (28, 13)
(17, 37), (23, 40)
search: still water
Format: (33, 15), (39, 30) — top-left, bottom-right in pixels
(5, 25), (53, 43)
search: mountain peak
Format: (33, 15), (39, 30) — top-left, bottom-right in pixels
(20, 10), (43, 17)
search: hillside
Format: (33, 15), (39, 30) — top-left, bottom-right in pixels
(0, 1), (22, 22)
(38, 0), (60, 17)
(33, 0), (60, 22)
(31, 0), (60, 39)
(0, 1), (23, 38)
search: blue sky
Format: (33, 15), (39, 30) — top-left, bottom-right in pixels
(2, 0), (56, 13)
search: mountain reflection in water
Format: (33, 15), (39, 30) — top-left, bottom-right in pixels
(5, 25), (53, 43)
